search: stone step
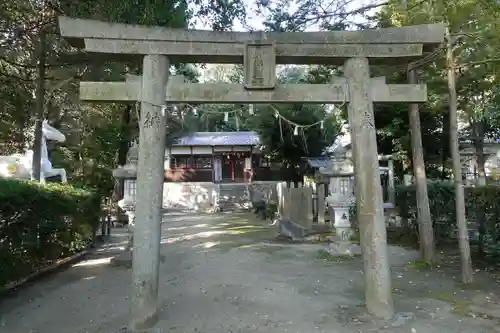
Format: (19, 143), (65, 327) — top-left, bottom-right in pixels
(218, 197), (250, 205)
(219, 200), (249, 207)
(219, 190), (249, 200)
(219, 196), (248, 201)
(218, 202), (251, 212)
(216, 184), (251, 212)
(219, 189), (248, 196)
(219, 184), (248, 191)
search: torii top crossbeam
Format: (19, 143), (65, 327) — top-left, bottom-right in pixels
(57, 16), (445, 65)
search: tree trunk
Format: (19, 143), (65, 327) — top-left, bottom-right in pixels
(472, 120), (487, 254)
(117, 104), (132, 186)
(113, 104), (132, 223)
(441, 110), (450, 179)
(32, 27), (46, 181)
(472, 121), (486, 185)
(446, 28), (474, 283)
(407, 69), (435, 264)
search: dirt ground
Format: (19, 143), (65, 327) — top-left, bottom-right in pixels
(1, 212), (500, 333)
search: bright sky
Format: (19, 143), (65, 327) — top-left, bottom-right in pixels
(192, 0), (384, 81)
(194, 0), (383, 31)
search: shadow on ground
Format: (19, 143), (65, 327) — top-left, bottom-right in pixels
(1, 212), (500, 333)
(160, 212), (279, 252)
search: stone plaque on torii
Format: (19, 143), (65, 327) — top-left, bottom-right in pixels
(57, 16), (445, 331)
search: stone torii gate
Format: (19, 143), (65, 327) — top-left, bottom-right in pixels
(58, 16), (445, 331)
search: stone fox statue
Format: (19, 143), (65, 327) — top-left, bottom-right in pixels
(272, 217), (308, 242)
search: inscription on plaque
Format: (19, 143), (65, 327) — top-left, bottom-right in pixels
(244, 42), (276, 90)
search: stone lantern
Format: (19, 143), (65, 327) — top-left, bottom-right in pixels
(113, 141), (138, 227)
(319, 147), (355, 240)
(110, 141), (166, 267)
(109, 142), (139, 266)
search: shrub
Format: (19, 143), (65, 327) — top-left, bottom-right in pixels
(0, 179), (101, 286)
(396, 181), (500, 246)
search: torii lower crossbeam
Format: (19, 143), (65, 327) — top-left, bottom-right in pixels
(79, 76), (427, 104)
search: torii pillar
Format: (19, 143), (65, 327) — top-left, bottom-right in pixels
(345, 58), (392, 318)
(131, 55), (169, 330)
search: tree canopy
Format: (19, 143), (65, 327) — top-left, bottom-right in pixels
(2, 0), (500, 194)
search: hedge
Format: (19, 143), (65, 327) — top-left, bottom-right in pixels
(0, 179), (101, 286)
(396, 181), (500, 246)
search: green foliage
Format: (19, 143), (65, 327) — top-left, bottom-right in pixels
(1, 0), (248, 205)
(248, 103), (339, 161)
(367, 0), (500, 180)
(59, 0), (189, 28)
(242, 67), (341, 180)
(396, 182), (500, 246)
(0, 179), (101, 286)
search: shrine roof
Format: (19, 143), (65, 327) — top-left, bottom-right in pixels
(303, 157), (331, 169)
(172, 131), (260, 146)
(460, 136), (500, 145)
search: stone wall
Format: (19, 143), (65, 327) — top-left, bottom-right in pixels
(163, 182), (218, 211)
(123, 181), (218, 212)
(122, 180), (282, 212)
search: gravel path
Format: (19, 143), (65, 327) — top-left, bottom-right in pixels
(0, 212), (498, 333)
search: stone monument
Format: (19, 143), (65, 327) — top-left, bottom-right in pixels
(58, 16), (445, 329)
(0, 120), (68, 183)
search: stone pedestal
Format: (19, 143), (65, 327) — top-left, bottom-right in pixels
(110, 198), (136, 268)
(111, 250), (134, 268)
(324, 241), (362, 257)
(332, 206), (352, 240)
(404, 174), (413, 185)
